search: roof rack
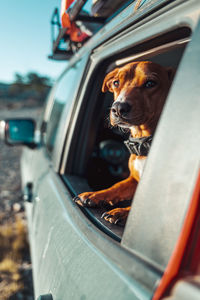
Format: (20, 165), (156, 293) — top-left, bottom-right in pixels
(48, 0), (142, 61)
(48, 0), (106, 61)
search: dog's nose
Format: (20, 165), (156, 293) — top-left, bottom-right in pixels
(111, 102), (131, 118)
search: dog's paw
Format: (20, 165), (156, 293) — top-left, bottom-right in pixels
(73, 192), (96, 207)
(73, 192), (108, 208)
(101, 207), (130, 226)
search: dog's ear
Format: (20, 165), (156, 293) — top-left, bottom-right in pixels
(166, 67), (175, 82)
(102, 68), (119, 93)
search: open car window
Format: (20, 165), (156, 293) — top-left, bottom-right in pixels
(60, 23), (192, 245)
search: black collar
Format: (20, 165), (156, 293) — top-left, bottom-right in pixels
(124, 135), (153, 156)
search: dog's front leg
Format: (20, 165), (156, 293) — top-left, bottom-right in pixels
(74, 176), (137, 208)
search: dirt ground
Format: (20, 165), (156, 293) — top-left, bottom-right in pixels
(0, 108), (41, 300)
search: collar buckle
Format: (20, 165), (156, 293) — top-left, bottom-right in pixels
(124, 135), (153, 156)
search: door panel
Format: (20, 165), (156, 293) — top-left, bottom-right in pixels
(23, 147), (159, 299)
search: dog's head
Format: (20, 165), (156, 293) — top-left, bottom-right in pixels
(102, 61), (174, 134)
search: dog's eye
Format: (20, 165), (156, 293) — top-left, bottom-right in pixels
(144, 80), (157, 88)
(113, 80), (120, 88)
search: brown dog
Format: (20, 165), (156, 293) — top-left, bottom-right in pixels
(74, 61), (174, 225)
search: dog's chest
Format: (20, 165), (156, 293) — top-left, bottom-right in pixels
(133, 157), (146, 179)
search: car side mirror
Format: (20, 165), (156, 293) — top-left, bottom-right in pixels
(0, 119), (38, 148)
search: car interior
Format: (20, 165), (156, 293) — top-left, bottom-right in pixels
(64, 26), (192, 241)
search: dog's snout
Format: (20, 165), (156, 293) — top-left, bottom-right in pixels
(111, 102), (131, 118)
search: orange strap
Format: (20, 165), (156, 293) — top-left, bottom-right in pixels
(60, 0), (89, 43)
(61, 0), (74, 21)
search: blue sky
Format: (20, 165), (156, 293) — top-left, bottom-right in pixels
(0, 0), (67, 83)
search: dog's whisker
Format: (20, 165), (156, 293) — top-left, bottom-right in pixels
(104, 116), (113, 129)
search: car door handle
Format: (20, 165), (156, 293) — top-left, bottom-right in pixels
(23, 182), (33, 203)
(37, 294), (53, 300)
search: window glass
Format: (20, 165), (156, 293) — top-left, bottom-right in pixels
(46, 59), (83, 154)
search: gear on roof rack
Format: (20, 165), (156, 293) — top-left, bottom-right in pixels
(48, 0), (143, 61)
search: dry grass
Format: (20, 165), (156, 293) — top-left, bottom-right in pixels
(0, 215), (29, 299)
